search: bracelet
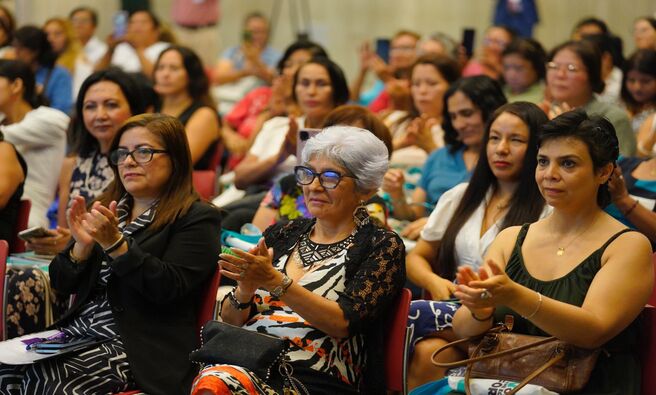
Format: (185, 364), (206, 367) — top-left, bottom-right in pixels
(623, 199), (639, 217)
(69, 248), (83, 264)
(471, 308), (495, 322)
(522, 291), (543, 320)
(104, 235), (126, 254)
(227, 287), (254, 310)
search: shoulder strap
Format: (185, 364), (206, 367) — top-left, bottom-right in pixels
(598, 228), (634, 254)
(515, 223), (531, 247)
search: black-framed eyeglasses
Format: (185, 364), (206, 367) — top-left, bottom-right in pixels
(110, 147), (169, 165)
(294, 165), (357, 189)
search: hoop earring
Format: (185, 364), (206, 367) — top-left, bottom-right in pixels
(353, 200), (370, 228)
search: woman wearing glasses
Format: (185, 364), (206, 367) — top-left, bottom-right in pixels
(192, 126), (405, 394)
(0, 114), (222, 395)
(543, 40), (635, 156)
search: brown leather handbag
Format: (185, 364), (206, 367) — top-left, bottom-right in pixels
(431, 320), (601, 395)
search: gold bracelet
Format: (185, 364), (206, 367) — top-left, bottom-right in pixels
(522, 292), (543, 320)
(471, 308), (495, 321)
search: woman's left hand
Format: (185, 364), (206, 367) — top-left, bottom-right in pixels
(220, 238), (280, 295)
(80, 201), (123, 250)
(454, 260), (516, 309)
(608, 167), (629, 202)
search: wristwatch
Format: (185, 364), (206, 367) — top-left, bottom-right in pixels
(270, 274), (293, 298)
(227, 287), (253, 310)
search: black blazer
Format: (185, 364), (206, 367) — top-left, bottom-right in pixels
(50, 201), (221, 395)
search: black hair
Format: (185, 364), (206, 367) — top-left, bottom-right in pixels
(503, 37), (547, 80)
(0, 59), (40, 108)
(442, 75), (507, 153)
(489, 24), (517, 41)
(129, 9), (160, 28)
(621, 49), (656, 114)
(0, 14), (13, 47)
(292, 56), (349, 107)
(574, 17), (609, 35)
(13, 26), (57, 69)
(636, 16), (656, 30)
(72, 68), (145, 157)
(436, 102), (547, 279)
(539, 109), (619, 208)
(548, 40), (605, 94)
(69, 6), (98, 27)
(154, 45), (214, 107)
(275, 40), (328, 74)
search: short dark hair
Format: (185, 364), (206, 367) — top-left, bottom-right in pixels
(502, 38), (547, 80)
(130, 9), (160, 28)
(412, 54), (461, 85)
(73, 68), (145, 157)
(292, 56), (349, 107)
(548, 40), (605, 94)
(154, 45), (214, 107)
(437, 102), (547, 279)
(0, 59), (39, 108)
(539, 109), (619, 207)
(442, 75), (507, 153)
(574, 17), (609, 35)
(322, 105), (393, 159)
(621, 49), (656, 113)
(393, 29), (421, 43)
(276, 40), (328, 74)
(13, 26), (57, 69)
(69, 6), (98, 27)
(636, 16), (656, 30)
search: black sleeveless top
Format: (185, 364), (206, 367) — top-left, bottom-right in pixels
(0, 143), (27, 242)
(496, 223), (641, 394)
(177, 101), (220, 171)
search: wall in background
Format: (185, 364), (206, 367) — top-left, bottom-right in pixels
(8, 0), (656, 84)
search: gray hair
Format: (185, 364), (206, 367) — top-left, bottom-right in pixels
(422, 32), (459, 59)
(301, 126), (389, 192)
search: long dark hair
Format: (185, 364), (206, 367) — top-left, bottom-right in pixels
(99, 114), (198, 231)
(72, 68), (145, 157)
(13, 26), (57, 69)
(436, 102), (547, 279)
(0, 59), (41, 108)
(442, 75), (507, 154)
(621, 49), (656, 114)
(291, 56), (349, 107)
(154, 45), (215, 108)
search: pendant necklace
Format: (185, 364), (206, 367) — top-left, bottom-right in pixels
(553, 214), (598, 256)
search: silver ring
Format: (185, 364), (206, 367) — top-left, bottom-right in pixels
(239, 271), (245, 279)
(479, 290), (491, 300)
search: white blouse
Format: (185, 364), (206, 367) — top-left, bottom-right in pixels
(420, 183), (552, 271)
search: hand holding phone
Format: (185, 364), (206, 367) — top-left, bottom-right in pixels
(375, 38), (391, 64)
(296, 128), (321, 163)
(112, 11), (129, 40)
(18, 226), (53, 241)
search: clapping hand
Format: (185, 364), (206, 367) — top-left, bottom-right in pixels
(67, 196), (122, 259)
(219, 238), (279, 295)
(454, 259), (514, 309)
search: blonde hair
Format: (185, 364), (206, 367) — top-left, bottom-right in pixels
(44, 18), (81, 73)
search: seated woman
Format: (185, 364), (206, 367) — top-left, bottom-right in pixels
(620, 49), (656, 140)
(382, 54), (460, 168)
(462, 25), (515, 80)
(0, 134), (26, 242)
(406, 102), (551, 389)
(252, 105), (393, 231)
(13, 26), (73, 114)
(192, 126), (405, 394)
(0, 59), (70, 229)
(25, 68), (144, 254)
(222, 40), (327, 170)
(543, 39), (635, 156)
(0, 114), (222, 394)
(382, 75), (507, 239)
(450, 109), (652, 394)
(154, 45), (221, 170)
(43, 17), (91, 98)
(501, 38), (546, 104)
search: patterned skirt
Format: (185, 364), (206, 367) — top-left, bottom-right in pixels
(191, 364), (279, 395)
(407, 300), (460, 354)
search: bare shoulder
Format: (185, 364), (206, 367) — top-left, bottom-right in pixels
(602, 216), (652, 267)
(495, 225), (524, 245)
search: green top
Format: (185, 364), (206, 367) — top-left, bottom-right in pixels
(584, 98), (636, 157)
(495, 224), (641, 395)
(503, 82), (544, 104)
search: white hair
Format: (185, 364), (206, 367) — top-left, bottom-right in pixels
(301, 125), (389, 192)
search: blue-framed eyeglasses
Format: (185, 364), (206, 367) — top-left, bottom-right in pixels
(294, 165), (357, 189)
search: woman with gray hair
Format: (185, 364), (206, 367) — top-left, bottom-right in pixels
(192, 126), (406, 394)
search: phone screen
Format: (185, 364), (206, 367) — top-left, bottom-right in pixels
(375, 38), (391, 64)
(113, 11), (129, 39)
(296, 128), (322, 164)
(462, 28), (476, 58)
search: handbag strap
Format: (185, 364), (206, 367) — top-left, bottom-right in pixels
(463, 341), (566, 395)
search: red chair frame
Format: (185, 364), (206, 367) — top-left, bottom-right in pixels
(9, 199), (31, 253)
(384, 288), (412, 394)
(0, 240), (8, 340)
(193, 170), (217, 201)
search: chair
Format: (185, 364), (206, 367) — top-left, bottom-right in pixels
(649, 252), (656, 307)
(193, 170), (217, 201)
(0, 240), (8, 340)
(384, 288), (412, 394)
(641, 305), (656, 395)
(207, 141), (224, 172)
(9, 199), (31, 253)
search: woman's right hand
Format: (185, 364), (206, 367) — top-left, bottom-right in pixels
(382, 169), (406, 199)
(427, 277), (457, 301)
(276, 117), (298, 162)
(25, 227), (71, 255)
(401, 217), (428, 240)
(66, 196), (96, 257)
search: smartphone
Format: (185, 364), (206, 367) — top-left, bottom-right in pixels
(375, 38), (391, 64)
(461, 28), (476, 58)
(113, 11), (129, 40)
(296, 128), (322, 164)
(18, 226), (52, 241)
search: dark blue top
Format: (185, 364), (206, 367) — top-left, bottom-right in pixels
(419, 146), (472, 215)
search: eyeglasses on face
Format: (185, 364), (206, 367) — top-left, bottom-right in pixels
(546, 61), (582, 74)
(294, 165), (357, 189)
(110, 147), (168, 165)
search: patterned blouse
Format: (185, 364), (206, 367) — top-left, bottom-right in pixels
(69, 151), (114, 207)
(238, 218), (405, 390)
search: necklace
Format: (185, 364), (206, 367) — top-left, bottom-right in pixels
(294, 229), (355, 269)
(552, 214), (599, 256)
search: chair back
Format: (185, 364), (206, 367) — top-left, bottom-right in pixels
(649, 253), (656, 307)
(641, 305), (656, 394)
(197, 267), (221, 330)
(0, 240), (8, 340)
(207, 141), (224, 172)
(384, 288), (412, 394)
(10, 200), (31, 253)
(193, 170), (217, 201)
